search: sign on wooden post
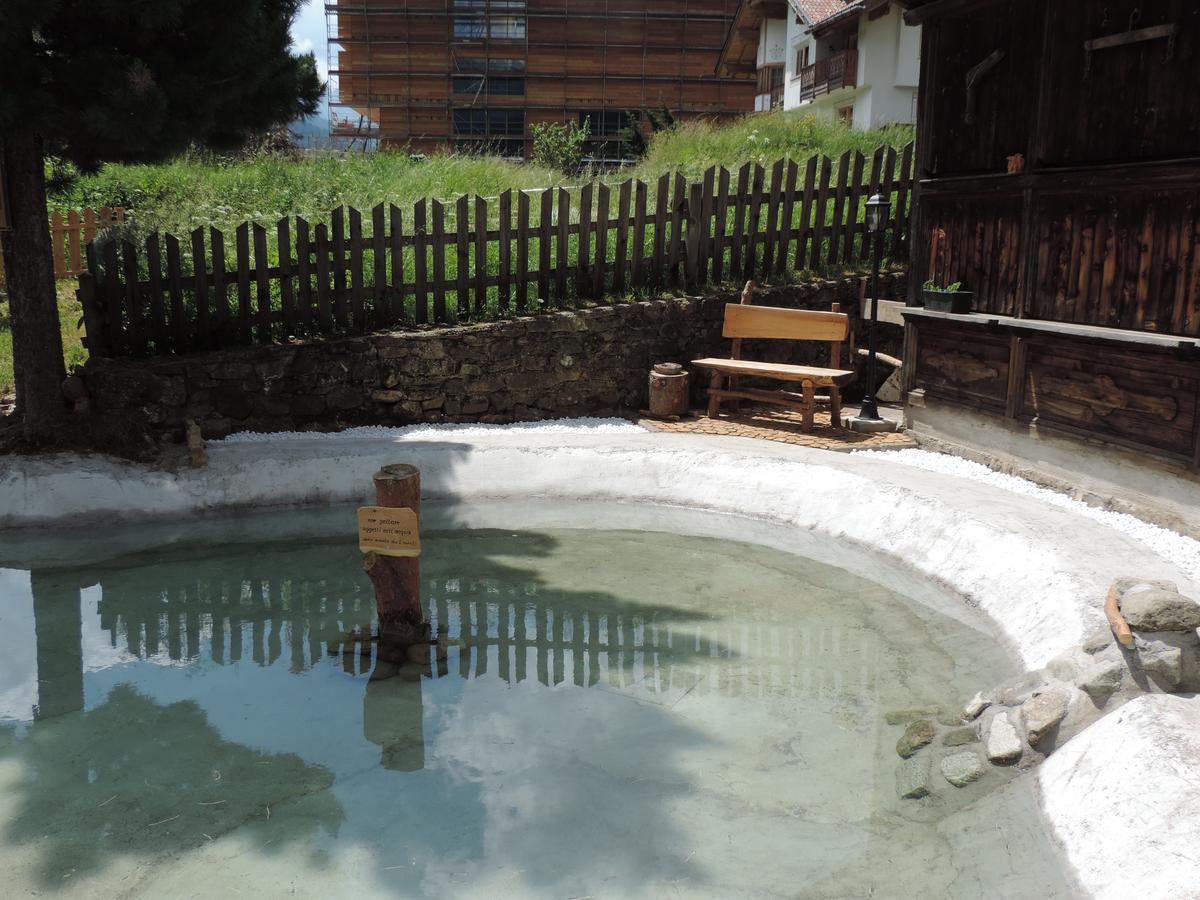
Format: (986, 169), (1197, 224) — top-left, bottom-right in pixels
(362, 463), (425, 634)
(357, 505), (421, 557)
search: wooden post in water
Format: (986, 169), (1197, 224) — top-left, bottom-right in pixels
(361, 464), (426, 641)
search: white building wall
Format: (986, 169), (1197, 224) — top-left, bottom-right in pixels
(780, 5), (920, 130)
(758, 18), (788, 67)
(783, 15), (816, 109)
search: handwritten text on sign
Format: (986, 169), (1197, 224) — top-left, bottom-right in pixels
(357, 506), (421, 557)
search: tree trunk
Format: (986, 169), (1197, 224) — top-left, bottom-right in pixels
(1, 132), (66, 437)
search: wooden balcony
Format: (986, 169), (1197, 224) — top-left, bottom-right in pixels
(797, 49), (858, 102)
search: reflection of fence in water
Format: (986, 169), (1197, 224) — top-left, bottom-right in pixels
(95, 573), (882, 702)
(97, 575), (374, 673)
(425, 578), (882, 704)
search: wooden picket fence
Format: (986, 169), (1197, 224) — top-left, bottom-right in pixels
(79, 145), (913, 358)
(0, 207), (124, 287)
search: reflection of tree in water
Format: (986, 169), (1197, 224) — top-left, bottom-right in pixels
(0, 682), (343, 886)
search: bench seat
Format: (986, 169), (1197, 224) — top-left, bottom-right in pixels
(691, 358), (855, 386)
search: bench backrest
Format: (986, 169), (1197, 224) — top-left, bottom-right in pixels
(723, 302), (850, 368)
(722, 304), (849, 342)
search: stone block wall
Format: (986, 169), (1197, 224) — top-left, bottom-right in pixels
(82, 274), (905, 440)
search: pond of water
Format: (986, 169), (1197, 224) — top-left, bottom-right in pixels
(0, 501), (1077, 897)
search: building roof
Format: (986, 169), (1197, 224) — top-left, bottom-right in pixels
(790, 0), (858, 28)
(716, 0), (790, 77)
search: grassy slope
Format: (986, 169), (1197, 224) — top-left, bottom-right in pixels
(631, 109), (913, 181)
(0, 113), (913, 394)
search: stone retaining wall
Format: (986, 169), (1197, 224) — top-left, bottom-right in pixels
(82, 274), (905, 439)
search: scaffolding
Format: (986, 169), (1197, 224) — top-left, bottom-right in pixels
(325, 1), (381, 150)
(321, 0), (755, 157)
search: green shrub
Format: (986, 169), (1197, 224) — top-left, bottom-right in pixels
(530, 120), (590, 171)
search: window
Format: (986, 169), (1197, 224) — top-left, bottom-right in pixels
(454, 57), (526, 74)
(837, 104), (854, 126)
(453, 108), (525, 137)
(452, 74), (525, 96)
(487, 76), (525, 96)
(452, 1), (526, 41)
(488, 15), (526, 39)
(453, 76), (486, 96)
(578, 109), (630, 138)
(452, 14), (526, 40)
(756, 66), (784, 93)
(794, 44), (810, 74)
(453, 15), (487, 39)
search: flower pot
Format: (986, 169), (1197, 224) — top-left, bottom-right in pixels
(922, 289), (973, 314)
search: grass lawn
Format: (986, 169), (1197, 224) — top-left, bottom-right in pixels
(0, 284), (87, 397)
(50, 111), (912, 235)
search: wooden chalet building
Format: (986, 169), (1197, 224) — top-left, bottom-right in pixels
(327, 0), (756, 159)
(899, 0), (1200, 519)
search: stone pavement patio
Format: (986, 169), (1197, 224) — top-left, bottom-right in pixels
(635, 405), (918, 451)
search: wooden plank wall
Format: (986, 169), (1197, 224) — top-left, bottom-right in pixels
(922, 195), (1023, 317)
(79, 145), (914, 358)
(912, 316), (1200, 464)
(1033, 189), (1200, 336)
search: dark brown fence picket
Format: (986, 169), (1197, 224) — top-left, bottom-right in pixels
(517, 190), (530, 311)
(593, 183), (609, 300)
(497, 190), (512, 311)
(652, 174), (668, 285)
(538, 188), (552, 303)
(556, 187), (570, 304)
(431, 200), (447, 323)
(455, 195), (470, 319)
(577, 182), (593, 296)
(77, 144), (914, 359)
(473, 196), (488, 314)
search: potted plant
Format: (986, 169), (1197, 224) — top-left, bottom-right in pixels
(922, 279), (973, 314)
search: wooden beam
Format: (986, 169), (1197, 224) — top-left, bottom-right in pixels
(901, 306), (1200, 352)
(904, 0), (1016, 26)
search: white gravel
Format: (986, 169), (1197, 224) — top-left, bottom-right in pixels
(860, 447), (1200, 584)
(215, 416), (645, 444)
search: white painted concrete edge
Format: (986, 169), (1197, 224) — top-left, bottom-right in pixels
(1037, 693), (1200, 900)
(3, 424), (1199, 898)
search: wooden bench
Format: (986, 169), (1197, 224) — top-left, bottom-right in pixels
(692, 286), (855, 431)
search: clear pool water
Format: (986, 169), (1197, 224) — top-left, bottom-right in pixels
(0, 502), (1078, 898)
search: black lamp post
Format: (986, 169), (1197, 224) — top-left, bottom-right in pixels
(859, 192), (890, 422)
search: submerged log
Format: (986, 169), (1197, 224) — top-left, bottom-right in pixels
(364, 463), (424, 634)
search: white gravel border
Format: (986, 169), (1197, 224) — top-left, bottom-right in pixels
(214, 417), (644, 444)
(858, 448), (1200, 584)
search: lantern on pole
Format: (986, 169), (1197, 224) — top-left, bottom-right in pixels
(846, 193), (897, 432)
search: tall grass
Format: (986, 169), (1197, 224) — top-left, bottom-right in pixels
(51, 152), (566, 235)
(632, 109), (913, 181)
(49, 111), (913, 235)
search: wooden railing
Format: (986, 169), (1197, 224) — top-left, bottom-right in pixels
(78, 143), (913, 359)
(0, 206), (123, 286)
(798, 49), (858, 102)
